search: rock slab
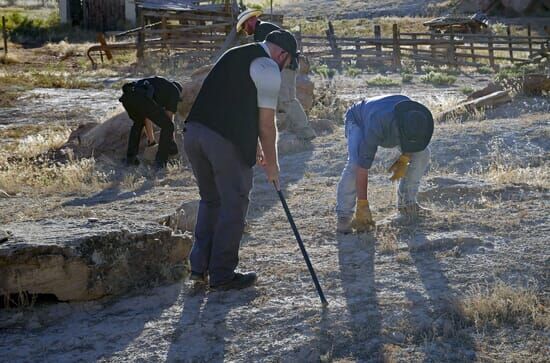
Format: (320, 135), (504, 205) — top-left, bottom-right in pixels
(0, 219), (192, 302)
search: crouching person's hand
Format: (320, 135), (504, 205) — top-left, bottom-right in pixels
(352, 199), (375, 232)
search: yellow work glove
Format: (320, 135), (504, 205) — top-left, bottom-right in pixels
(351, 199), (375, 232)
(388, 154), (411, 182)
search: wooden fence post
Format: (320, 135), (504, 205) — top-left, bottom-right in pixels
(326, 21), (341, 70)
(2, 16), (7, 56)
(449, 27), (456, 67)
(161, 16), (167, 50)
(355, 39), (363, 67)
(488, 33), (495, 69)
(392, 23), (401, 69)
(430, 29), (436, 59)
(506, 25), (513, 62)
(137, 8), (145, 61)
(527, 23), (533, 58)
(412, 34), (421, 72)
(374, 25), (381, 59)
(469, 38), (476, 63)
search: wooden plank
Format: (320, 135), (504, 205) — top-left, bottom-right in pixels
(374, 25), (382, 58)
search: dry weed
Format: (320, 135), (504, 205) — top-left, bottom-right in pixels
(376, 226), (399, 254)
(485, 164), (549, 188)
(461, 283), (548, 330)
(1, 129), (110, 194)
(0, 53), (20, 65)
(395, 252), (412, 264)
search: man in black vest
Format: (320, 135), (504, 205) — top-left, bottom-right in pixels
(236, 9), (317, 140)
(119, 76), (181, 168)
(184, 30), (299, 290)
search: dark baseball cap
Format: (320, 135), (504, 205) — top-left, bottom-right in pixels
(394, 100), (434, 153)
(265, 29), (300, 69)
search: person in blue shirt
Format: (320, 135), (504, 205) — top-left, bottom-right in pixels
(336, 95), (434, 233)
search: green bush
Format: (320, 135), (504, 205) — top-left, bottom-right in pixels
(478, 66), (493, 75)
(401, 72), (413, 83)
(344, 66), (361, 77)
(421, 71), (457, 86)
(312, 64), (336, 79)
(460, 86), (474, 95)
(367, 75), (401, 87)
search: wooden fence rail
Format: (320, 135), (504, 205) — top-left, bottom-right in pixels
(298, 23), (549, 69)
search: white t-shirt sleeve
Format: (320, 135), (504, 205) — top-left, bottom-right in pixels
(249, 57), (281, 110)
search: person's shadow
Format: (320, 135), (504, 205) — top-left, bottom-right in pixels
(62, 174), (154, 207)
(328, 232), (383, 360)
(402, 229), (477, 362)
(164, 286), (258, 362)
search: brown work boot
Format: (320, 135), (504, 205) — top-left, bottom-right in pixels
(336, 215), (353, 234)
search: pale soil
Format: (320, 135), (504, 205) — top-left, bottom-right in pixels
(0, 71), (549, 361)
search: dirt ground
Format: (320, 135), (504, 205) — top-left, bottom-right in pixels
(1, 56), (549, 362)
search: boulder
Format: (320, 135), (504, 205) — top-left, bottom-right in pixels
(160, 200), (199, 233)
(0, 219), (192, 302)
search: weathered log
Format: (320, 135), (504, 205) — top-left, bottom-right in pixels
(438, 90), (512, 121)
(466, 83), (504, 101)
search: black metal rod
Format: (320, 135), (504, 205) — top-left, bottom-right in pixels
(274, 182), (328, 306)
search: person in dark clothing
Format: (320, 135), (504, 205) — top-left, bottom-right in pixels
(236, 9), (317, 140)
(119, 76), (182, 168)
(184, 30), (299, 291)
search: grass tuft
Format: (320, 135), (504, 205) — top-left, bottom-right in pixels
(421, 71), (457, 86)
(367, 75), (401, 87)
(461, 283), (549, 330)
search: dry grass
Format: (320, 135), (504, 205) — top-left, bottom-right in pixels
(461, 283), (549, 330)
(43, 40), (90, 60)
(286, 16), (430, 37)
(0, 70), (95, 89)
(0, 53), (20, 65)
(376, 226), (399, 254)
(0, 158), (110, 195)
(485, 164), (550, 188)
(0, 128), (110, 195)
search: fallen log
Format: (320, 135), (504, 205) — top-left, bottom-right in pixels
(438, 90), (512, 121)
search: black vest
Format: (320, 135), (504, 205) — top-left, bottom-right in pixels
(186, 44), (269, 167)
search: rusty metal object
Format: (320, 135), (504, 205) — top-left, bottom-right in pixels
(423, 13), (489, 34)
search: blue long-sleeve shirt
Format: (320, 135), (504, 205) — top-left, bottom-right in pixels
(345, 94), (409, 169)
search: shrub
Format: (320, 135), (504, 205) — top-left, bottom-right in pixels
(367, 75), (400, 87)
(401, 72), (413, 83)
(460, 86), (474, 95)
(421, 71), (457, 86)
(311, 64), (336, 79)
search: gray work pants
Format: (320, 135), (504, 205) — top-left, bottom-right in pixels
(183, 122), (253, 285)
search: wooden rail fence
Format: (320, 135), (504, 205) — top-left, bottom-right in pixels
(298, 22), (549, 69)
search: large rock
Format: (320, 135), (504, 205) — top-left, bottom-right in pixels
(0, 219), (192, 302)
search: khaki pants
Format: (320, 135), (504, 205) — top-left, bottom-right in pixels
(277, 68), (316, 140)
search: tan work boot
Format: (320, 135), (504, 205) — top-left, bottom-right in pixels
(398, 203), (432, 218)
(336, 215), (353, 234)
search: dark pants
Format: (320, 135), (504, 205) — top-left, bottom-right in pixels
(184, 122), (253, 285)
(119, 90), (177, 165)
